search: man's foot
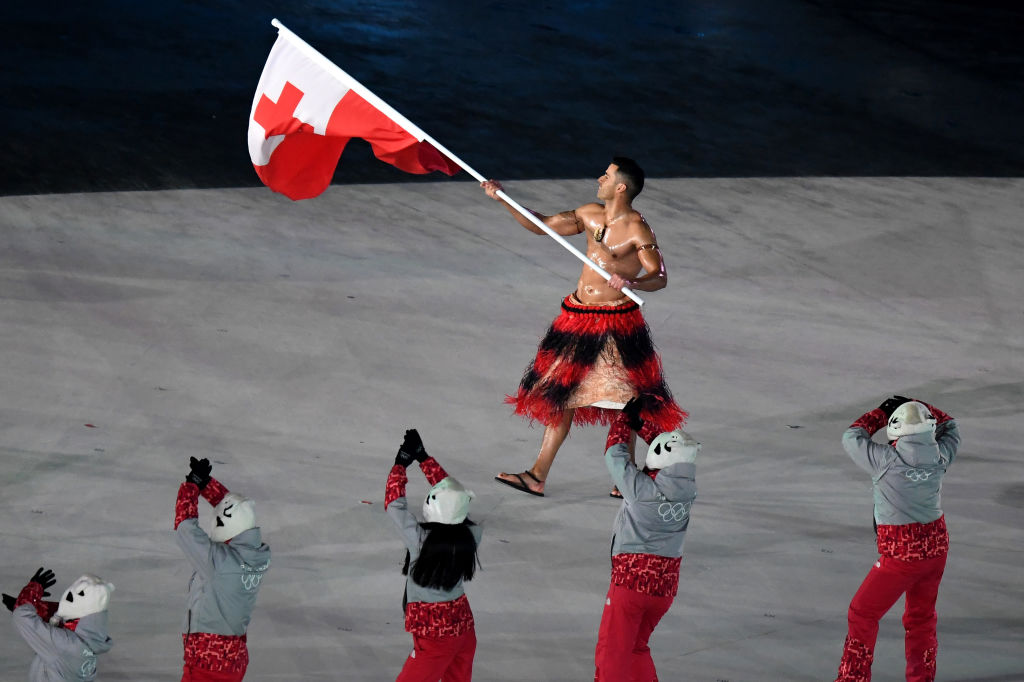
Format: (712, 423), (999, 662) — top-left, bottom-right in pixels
(495, 470), (545, 497)
(609, 487), (623, 499)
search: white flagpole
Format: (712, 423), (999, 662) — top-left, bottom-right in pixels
(269, 19), (644, 307)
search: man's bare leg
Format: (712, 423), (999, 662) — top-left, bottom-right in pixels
(497, 408), (575, 495)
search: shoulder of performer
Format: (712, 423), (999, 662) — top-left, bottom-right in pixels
(630, 216), (658, 247)
(576, 202), (604, 218)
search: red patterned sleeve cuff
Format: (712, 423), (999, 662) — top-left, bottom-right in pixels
(201, 478), (228, 506)
(850, 408), (887, 434)
(176, 482), (200, 529)
(420, 457), (448, 486)
(15, 581), (43, 608)
(15, 582), (50, 619)
(924, 403), (953, 424)
(385, 465), (408, 509)
(637, 421), (662, 444)
(606, 412), (633, 450)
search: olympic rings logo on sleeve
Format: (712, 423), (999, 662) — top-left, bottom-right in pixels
(657, 501), (690, 522)
(80, 649), (97, 676)
(240, 560), (269, 592)
(904, 469), (935, 482)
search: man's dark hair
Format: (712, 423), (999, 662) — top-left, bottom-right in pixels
(612, 156), (645, 200)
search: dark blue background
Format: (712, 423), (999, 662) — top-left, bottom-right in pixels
(3, 0), (1022, 194)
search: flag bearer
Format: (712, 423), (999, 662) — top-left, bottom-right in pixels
(483, 158), (686, 498)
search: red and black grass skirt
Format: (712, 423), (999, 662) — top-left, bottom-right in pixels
(506, 293), (687, 431)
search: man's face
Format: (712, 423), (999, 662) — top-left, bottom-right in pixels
(597, 164), (620, 201)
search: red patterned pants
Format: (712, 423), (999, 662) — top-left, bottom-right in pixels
(395, 629), (476, 682)
(181, 667), (245, 682)
(836, 553), (946, 682)
(594, 583), (674, 682)
(181, 632), (247, 681)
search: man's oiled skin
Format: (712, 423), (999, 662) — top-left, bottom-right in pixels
(481, 163), (666, 303)
(481, 163), (667, 494)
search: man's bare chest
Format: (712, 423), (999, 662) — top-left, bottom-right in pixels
(585, 222), (637, 260)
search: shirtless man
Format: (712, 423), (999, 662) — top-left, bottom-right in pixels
(483, 157), (686, 496)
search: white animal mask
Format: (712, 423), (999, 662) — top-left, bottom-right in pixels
(210, 492), (256, 543)
(54, 574), (114, 621)
(422, 477), (474, 525)
(886, 401), (936, 440)
(646, 430), (701, 470)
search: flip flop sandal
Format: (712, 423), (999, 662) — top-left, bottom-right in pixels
(494, 470), (545, 497)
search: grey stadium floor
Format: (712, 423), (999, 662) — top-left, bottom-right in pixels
(1, 176), (1022, 680)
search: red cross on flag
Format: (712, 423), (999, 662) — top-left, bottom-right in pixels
(248, 20), (460, 200)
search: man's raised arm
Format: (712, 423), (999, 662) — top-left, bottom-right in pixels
(481, 179), (585, 236)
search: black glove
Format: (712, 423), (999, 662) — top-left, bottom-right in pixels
(2, 593), (15, 612)
(400, 429), (428, 463)
(30, 567), (56, 595)
(622, 397), (645, 431)
(877, 395), (912, 418)
(186, 457), (212, 489)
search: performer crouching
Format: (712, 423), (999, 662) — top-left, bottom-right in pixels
(833, 397), (959, 682)
(7, 567), (114, 680)
(595, 397), (699, 681)
(385, 429), (481, 682)
(175, 457), (270, 682)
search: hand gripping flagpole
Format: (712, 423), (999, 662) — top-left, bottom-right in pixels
(270, 19), (644, 307)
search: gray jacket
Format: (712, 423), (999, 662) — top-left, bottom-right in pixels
(175, 522), (270, 636)
(12, 606), (113, 681)
(842, 420), (960, 525)
(605, 442), (697, 557)
(387, 496), (483, 605)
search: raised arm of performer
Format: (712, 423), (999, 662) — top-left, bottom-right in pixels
(385, 428), (452, 543)
(481, 179), (585, 235)
(3, 567), (57, 621)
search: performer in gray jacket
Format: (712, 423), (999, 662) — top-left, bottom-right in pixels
(8, 567), (114, 681)
(833, 396), (959, 682)
(594, 397), (699, 681)
(385, 429), (481, 682)
(175, 457), (270, 682)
